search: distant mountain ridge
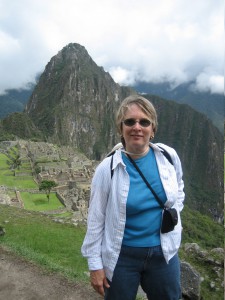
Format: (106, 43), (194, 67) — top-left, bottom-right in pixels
(1, 81), (222, 134)
(132, 81), (224, 133)
(0, 85), (35, 119)
(0, 43), (223, 220)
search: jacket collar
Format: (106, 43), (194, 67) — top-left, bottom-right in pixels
(111, 142), (163, 171)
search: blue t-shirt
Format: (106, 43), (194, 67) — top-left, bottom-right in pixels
(122, 148), (167, 247)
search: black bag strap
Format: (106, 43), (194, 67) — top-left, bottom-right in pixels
(127, 153), (165, 209)
(110, 153), (114, 178)
(158, 146), (173, 165)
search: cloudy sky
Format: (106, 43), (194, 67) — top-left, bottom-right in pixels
(0, 0), (223, 95)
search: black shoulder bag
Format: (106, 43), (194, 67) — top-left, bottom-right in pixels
(127, 154), (178, 234)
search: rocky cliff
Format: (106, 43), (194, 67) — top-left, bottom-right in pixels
(26, 43), (134, 159)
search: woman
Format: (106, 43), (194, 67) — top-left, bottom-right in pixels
(81, 95), (185, 300)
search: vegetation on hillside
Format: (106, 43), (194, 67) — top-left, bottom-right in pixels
(6, 146), (22, 176)
(0, 112), (43, 142)
(181, 205), (223, 249)
(132, 81), (223, 133)
(0, 86), (35, 119)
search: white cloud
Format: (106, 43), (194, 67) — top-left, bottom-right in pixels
(193, 71), (224, 94)
(109, 66), (137, 86)
(0, 0), (223, 94)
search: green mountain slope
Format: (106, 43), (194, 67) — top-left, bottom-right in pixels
(0, 85), (35, 119)
(133, 81), (223, 133)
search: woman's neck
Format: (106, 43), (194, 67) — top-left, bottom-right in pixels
(122, 146), (150, 159)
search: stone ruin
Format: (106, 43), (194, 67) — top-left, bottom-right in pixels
(0, 186), (11, 206)
(0, 140), (95, 222)
(26, 141), (95, 221)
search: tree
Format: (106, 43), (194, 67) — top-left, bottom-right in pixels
(7, 152), (22, 176)
(39, 180), (57, 203)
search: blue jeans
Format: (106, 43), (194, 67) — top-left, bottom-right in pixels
(104, 245), (181, 300)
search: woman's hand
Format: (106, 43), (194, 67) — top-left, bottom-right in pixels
(90, 269), (110, 297)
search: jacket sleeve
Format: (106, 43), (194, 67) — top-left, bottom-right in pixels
(170, 148), (185, 212)
(81, 158), (111, 270)
(156, 143), (185, 212)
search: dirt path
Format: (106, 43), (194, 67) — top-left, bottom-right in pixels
(0, 246), (101, 300)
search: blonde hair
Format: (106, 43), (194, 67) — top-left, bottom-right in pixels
(116, 95), (158, 135)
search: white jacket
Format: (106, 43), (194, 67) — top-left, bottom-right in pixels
(81, 143), (185, 281)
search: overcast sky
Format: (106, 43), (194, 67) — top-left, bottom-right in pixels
(0, 0), (223, 95)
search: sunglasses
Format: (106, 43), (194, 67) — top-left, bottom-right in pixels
(122, 118), (152, 127)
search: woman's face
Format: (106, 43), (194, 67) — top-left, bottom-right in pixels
(121, 104), (154, 154)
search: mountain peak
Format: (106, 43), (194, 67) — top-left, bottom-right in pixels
(55, 43), (92, 64)
(25, 43), (135, 158)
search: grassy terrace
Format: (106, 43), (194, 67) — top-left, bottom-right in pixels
(0, 153), (37, 189)
(21, 192), (64, 211)
(0, 152), (63, 211)
(0, 205), (88, 281)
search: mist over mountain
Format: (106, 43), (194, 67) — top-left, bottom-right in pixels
(0, 43), (223, 220)
(1, 68), (222, 136)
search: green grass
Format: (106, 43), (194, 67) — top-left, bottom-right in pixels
(181, 205), (224, 249)
(0, 205), (88, 281)
(21, 192), (64, 211)
(179, 205), (224, 300)
(0, 153), (9, 169)
(0, 173), (37, 189)
(0, 153), (37, 189)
